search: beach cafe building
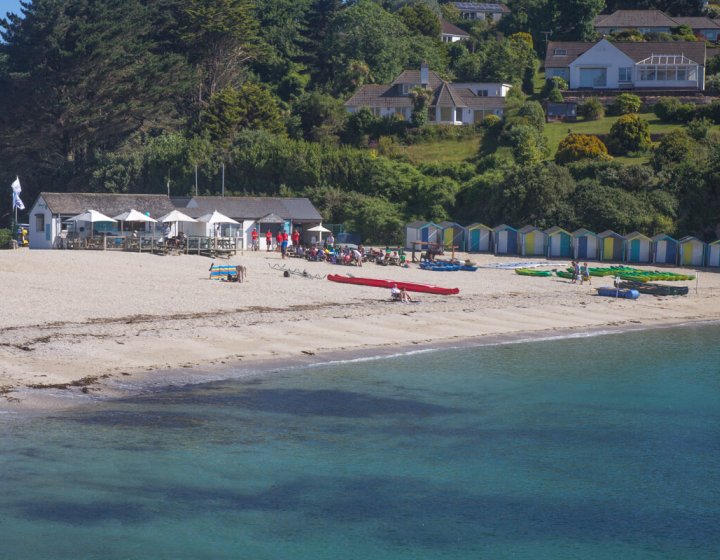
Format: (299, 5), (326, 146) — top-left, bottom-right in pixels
(170, 196), (323, 250)
(28, 193), (176, 250)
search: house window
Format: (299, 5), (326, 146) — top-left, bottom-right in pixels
(474, 110), (485, 123)
(619, 67), (632, 82)
(455, 108), (463, 122)
(477, 89), (489, 97)
(677, 67), (687, 80)
(35, 214), (45, 233)
(428, 108), (436, 122)
(440, 107), (452, 121)
(554, 48), (567, 55)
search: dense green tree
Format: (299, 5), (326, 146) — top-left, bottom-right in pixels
(652, 129), (692, 170)
(291, 91), (347, 142)
(607, 114), (651, 155)
(300, 0), (343, 86)
(613, 93), (642, 115)
(409, 86), (433, 128)
(396, 3), (440, 38)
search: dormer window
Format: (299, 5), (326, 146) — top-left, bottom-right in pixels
(401, 84), (413, 94)
(554, 48), (567, 55)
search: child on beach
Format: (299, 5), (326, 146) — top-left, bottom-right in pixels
(581, 262), (591, 285)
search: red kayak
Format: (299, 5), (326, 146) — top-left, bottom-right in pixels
(327, 274), (459, 295)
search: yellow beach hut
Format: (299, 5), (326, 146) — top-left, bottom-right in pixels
(545, 226), (573, 258)
(572, 228), (599, 261)
(706, 240), (720, 268)
(598, 230), (624, 262)
(651, 234), (678, 265)
(493, 224), (519, 255)
(438, 221), (466, 253)
(466, 223), (493, 252)
(519, 225), (547, 257)
(678, 236), (707, 267)
(624, 231), (652, 264)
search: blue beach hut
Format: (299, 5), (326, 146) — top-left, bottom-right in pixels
(624, 231), (652, 264)
(466, 223), (493, 252)
(438, 221), (467, 252)
(598, 230), (624, 262)
(651, 234), (678, 265)
(519, 225), (547, 257)
(405, 220), (442, 251)
(545, 226), (573, 258)
(678, 236), (707, 267)
(706, 240), (720, 268)
(572, 228), (599, 261)
(493, 224), (519, 255)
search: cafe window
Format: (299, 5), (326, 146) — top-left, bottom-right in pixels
(35, 213), (45, 233)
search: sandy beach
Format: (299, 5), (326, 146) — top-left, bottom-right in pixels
(1, 247), (718, 410)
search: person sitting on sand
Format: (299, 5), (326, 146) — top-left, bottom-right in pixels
(399, 287), (414, 303)
(390, 284), (401, 301)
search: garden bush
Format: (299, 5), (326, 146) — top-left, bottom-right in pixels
(613, 93), (642, 115)
(579, 98), (604, 121)
(607, 114), (651, 155)
(555, 133), (611, 165)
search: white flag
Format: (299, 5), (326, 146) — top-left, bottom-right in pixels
(11, 176), (21, 194)
(13, 191), (25, 210)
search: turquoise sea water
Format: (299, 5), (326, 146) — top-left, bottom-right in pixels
(1, 325), (719, 560)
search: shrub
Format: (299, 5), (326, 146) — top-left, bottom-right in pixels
(555, 133), (611, 165)
(482, 114), (502, 129)
(607, 114), (651, 155)
(705, 73), (720, 96)
(675, 103), (698, 122)
(0, 229), (11, 248)
(652, 129), (692, 170)
(579, 98), (604, 121)
(686, 118), (710, 141)
(699, 100), (720, 124)
(613, 93), (642, 115)
(548, 88), (564, 103)
(516, 100), (546, 132)
(653, 97), (681, 121)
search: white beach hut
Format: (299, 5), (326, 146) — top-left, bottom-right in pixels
(678, 236), (707, 267)
(706, 240), (720, 268)
(651, 234), (678, 265)
(519, 225), (547, 257)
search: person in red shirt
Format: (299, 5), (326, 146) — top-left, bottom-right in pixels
(291, 229), (300, 249)
(276, 231), (283, 250)
(251, 228), (259, 251)
(265, 229), (272, 251)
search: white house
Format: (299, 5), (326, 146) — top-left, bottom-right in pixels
(545, 39), (706, 91)
(345, 64), (511, 125)
(451, 2), (510, 23)
(440, 19), (471, 43)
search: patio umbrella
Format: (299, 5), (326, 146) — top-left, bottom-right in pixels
(67, 209), (117, 237)
(113, 209), (157, 235)
(307, 224), (331, 245)
(198, 210), (240, 237)
(159, 209), (197, 237)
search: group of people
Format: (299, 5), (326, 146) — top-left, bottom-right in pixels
(250, 228), (302, 259)
(571, 261), (592, 285)
(305, 244), (365, 266)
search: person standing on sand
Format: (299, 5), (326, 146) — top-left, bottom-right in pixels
(276, 230), (283, 252)
(291, 229), (300, 250)
(281, 232), (289, 259)
(582, 262), (591, 285)
(265, 229), (272, 251)
(251, 228), (259, 251)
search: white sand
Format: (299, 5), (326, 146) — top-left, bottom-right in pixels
(1, 248), (718, 409)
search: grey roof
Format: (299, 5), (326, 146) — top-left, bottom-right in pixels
(519, 225), (544, 234)
(171, 196), (322, 222)
(545, 40), (706, 67)
(651, 233), (677, 242)
(625, 231), (651, 241)
(545, 226), (571, 235)
(36, 192), (176, 218)
(572, 228), (598, 237)
(441, 19), (470, 37)
(672, 17), (720, 29)
(594, 10), (678, 29)
(346, 68), (507, 111)
(451, 2), (510, 13)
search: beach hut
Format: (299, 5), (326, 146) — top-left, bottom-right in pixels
(624, 231), (652, 264)
(678, 236), (707, 267)
(572, 229), (600, 261)
(519, 225), (547, 257)
(598, 230), (624, 262)
(545, 226), (573, 258)
(651, 234), (678, 265)
(465, 223), (493, 252)
(493, 224), (519, 255)
(405, 220), (442, 251)
(706, 240), (720, 268)
(438, 221), (466, 253)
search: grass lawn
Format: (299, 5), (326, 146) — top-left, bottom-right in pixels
(402, 137), (480, 164)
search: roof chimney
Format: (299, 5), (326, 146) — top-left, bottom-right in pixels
(420, 62), (429, 86)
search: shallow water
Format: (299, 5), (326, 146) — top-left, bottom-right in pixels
(1, 325), (719, 559)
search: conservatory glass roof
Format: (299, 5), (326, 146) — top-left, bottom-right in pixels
(636, 54), (698, 66)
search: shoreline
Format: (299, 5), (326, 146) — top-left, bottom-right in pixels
(1, 249), (719, 415)
(2, 317), (718, 417)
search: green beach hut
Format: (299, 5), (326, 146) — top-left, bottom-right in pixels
(624, 231), (652, 264)
(466, 223), (493, 253)
(519, 225), (547, 257)
(545, 226), (573, 258)
(598, 230), (624, 262)
(706, 240), (720, 268)
(678, 236), (707, 267)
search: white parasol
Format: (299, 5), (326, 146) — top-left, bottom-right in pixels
(113, 209), (157, 236)
(158, 210), (197, 237)
(67, 209), (117, 224)
(307, 224), (331, 245)
(198, 210), (240, 237)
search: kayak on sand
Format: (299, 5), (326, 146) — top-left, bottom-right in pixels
(327, 274), (459, 295)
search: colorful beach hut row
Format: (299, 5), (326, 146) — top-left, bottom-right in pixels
(404, 221), (720, 266)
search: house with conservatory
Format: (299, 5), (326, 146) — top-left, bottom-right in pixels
(344, 64), (511, 125)
(544, 39), (706, 92)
